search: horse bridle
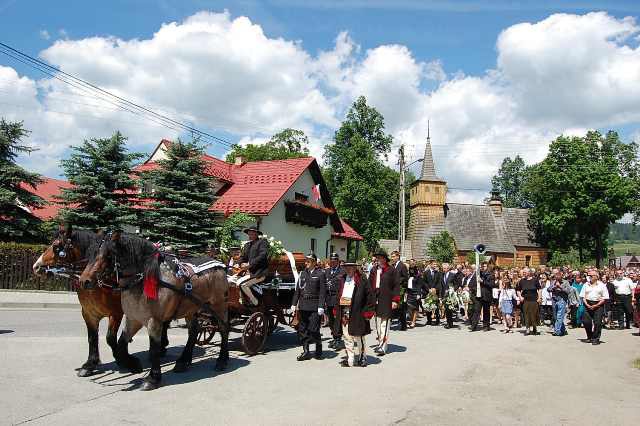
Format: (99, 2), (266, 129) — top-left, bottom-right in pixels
(44, 233), (87, 279)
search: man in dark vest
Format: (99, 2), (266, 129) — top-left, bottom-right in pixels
(237, 227), (269, 306)
(326, 252), (346, 349)
(370, 249), (400, 356)
(291, 253), (327, 361)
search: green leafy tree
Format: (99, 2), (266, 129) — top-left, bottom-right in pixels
(59, 131), (142, 230)
(216, 211), (253, 249)
(525, 131), (640, 267)
(225, 128), (310, 163)
(0, 120), (45, 242)
(491, 155), (532, 208)
(323, 96), (398, 251)
(427, 230), (456, 263)
(140, 139), (218, 251)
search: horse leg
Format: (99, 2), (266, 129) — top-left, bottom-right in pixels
(116, 317), (143, 374)
(160, 320), (170, 357)
(78, 309), (101, 377)
(106, 314), (123, 364)
(173, 316), (198, 373)
(214, 307), (229, 372)
(141, 318), (164, 391)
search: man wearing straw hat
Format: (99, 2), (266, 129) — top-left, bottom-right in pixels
(237, 226), (269, 306)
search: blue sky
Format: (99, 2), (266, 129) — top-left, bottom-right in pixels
(4, 0), (640, 78)
(2, 1), (640, 203)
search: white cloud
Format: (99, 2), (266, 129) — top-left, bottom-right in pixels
(3, 10), (640, 207)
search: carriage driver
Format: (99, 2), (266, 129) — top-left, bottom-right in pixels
(237, 227), (269, 305)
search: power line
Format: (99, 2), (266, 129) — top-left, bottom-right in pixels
(0, 41), (235, 149)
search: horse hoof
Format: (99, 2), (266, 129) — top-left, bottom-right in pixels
(141, 380), (161, 391)
(173, 361), (191, 373)
(77, 368), (96, 377)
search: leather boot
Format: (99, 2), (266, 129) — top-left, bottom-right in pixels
(297, 343), (311, 361)
(314, 341), (323, 359)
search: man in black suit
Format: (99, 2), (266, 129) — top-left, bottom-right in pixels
(469, 262), (497, 331)
(325, 252), (346, 348)
(390, 250), (409, 331)
(423, 260), (439, 289)
(440, 263), (457, 328)
(238, 227), (269, 305)
(423, 261), (441, 325)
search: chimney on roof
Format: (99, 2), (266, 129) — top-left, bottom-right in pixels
(234, 155), (246, 166)
(488, 190), (503, 216)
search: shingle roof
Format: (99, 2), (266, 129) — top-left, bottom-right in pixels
(332, 219), (364, 241)
(502, 207), (539, 247)
(411, 223), (446, 260)
(20, 177), (72, 220)
(444, 203), (516, 253)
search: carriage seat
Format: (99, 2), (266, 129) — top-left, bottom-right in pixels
(166, 255), (226, 279)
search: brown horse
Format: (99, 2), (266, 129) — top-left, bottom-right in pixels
(33, 225), (124, 377)
(80, 231), (229, 391)
(33, 225), (170, 377)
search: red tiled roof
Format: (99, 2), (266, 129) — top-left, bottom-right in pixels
(213, 157), (315, 215)
(134, 140), (233, 182)
(332, 219), (364, 241)
(20, 177), (72, 220)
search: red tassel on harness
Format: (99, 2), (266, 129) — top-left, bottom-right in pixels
(143, 252), (160, 300)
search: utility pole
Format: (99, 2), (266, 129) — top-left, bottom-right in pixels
(398, 145), (406, 258)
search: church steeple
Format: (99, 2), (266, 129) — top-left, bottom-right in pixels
(419, 120), (444, 182)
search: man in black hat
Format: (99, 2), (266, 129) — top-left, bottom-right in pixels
(326, 252), (346, 349)
(291, 253), (327, 361)
(237, 226), (269, 305)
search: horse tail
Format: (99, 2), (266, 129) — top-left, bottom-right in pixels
(143, 252), (160, 300)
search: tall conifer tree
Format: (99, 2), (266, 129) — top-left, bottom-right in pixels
(140, 139), (218, 251)
(59, 131), (142, 230)
(0, 119), (45, 241)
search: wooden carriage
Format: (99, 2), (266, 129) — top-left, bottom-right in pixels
(196, 252), (306, 355)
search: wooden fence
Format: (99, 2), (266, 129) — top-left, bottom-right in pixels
(0, 249), (73, 291)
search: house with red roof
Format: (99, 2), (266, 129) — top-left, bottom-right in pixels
(19, 177), (72, 220)
(22, 139), (363, 259)
(137, 140), (363, 259)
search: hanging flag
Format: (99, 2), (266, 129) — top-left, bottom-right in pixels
(311, 184), (321, 201)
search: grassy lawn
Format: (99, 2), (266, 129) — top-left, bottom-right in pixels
(611, 241), (640, 256)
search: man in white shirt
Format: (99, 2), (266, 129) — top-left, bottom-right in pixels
(579, 272), (609, 345)
(612, 269), (636, 329)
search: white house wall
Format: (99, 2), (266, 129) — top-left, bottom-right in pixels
(330, 237), (348, 260)
(258, 169), (333, 257)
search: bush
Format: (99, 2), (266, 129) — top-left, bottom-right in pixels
(427, 231), (456, 263)
(0, 242), (72, 291)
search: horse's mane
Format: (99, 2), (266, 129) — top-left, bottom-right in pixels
(70, 229), (102, 254)
(112, 233), (158, 269)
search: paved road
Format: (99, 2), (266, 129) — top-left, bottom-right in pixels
(1, 308), (638, 425)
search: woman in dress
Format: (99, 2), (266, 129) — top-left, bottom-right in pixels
(499, 277), (517, 333)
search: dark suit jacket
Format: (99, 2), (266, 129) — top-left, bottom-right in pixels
(468, 271), (497, 302)
(240, 238), (269, 278)
(292, 267), (327, 312)
(423, 268), (438, 288)
(393, 261), (409, 292)
(440, 270), (457, 298)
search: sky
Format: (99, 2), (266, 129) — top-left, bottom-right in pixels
(2, 0), (640, 205)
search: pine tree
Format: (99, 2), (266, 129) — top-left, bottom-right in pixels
(140, 139), (218, 251)
(59, 131), (143, 230)
(0, 119), (45, 241)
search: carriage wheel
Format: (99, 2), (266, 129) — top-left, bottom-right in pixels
(196, 316), (218, 346)
(242, 311), (268, 355)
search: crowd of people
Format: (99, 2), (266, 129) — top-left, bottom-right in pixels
(289, 250), (640, 367)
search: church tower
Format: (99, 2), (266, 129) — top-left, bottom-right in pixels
(407, 123), (447, 259)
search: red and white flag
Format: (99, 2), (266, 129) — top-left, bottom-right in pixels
(311, 184), (321, 201)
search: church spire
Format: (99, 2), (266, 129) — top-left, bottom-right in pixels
(419, 120), (444, 182)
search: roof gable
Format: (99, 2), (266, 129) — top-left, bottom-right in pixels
(20, 177), (72, 220)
